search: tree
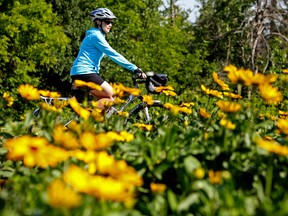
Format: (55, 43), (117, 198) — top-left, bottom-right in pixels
(0, 0), (70, 93)
(193, 0), (288, 73)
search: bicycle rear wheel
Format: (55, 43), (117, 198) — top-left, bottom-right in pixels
(126, 100), (168, 124)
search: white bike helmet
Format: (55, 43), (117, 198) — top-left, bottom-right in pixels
(90, 8), (117, 21)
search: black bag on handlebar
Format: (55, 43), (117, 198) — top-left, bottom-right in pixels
(146, 73), (168, 94)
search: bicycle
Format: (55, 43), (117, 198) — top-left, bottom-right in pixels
(28, 72), (168, 133)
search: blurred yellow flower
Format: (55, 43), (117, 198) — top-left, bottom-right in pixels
(155, 86), (177, 96)
(38, 90), (61, 98)
(53, 99), (69, 109)
(208, 170), (222, 184)
(18, 84), (40, 100)
(133, 123), (153, 131)
(96, 151), (143, 186)
(199, 108), (211, 118)
(112, 83), (141, 97)
(223, 92), (242, 99)
(63, 165), (138, 202)
(150, 183), (167, 193)
(53, 125), (80, 149)
(220, 118), (236, 130)
(114, 97), (125, 105)
(201, 85), (223, 98)
(47, 179), (82, 208)
(279, 110), (288, 117)
(276, 119), (288, 135)
(69, 97), (90, 120)
(255, 137), (288, 156)
(74, 79), (102, 91)
(4, 135), (69, 168)
(180, 102), (195, 107)
(142, 95), (154, 105)
(283, 69), (288, 74)
(223, 64), (237, 74)
(194, 167), (205, 179)
(216, 100), (241, 113)
(164, 103), (192, 115)
(117, 111), (129, 117)
(39, 102), (59, 112)
(258, 83), (282, 105)
(252, 73), (277, 85)
(212, 71), (230, 90)
(3, 92), (14, 107)
(79, 131), (113, 151)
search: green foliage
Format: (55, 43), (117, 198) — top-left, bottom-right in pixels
(0, 0), (70, 117)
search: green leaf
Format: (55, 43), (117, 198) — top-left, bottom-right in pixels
(167, 189), (178, 212)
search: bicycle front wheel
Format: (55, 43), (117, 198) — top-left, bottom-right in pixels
(126, 100), (168, 124)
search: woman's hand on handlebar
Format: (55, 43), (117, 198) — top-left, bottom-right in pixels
(134, 68), (147, 79)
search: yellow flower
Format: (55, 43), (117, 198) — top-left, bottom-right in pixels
(47, 179), (82, 208)
(252, 73), (277, 85)
(283, 69), (288, 74)
(193, 167), (205, 179)
(216, 100), (241, 113)
(63, 165), (138, 202)
(258, 83), (282, 105)
(39, 102), (59, 112)
(63, 165), (91, 192)
(112, 83), (141, 97)
(279, 110), (288, 117)
(79, 131), (114, 151)
(118, 131), (134, 142)
(117, 111), (129, 117)
(142, 95), (154, 105)
(53, 125), (80, 149)
(3, 92), (14, 107)
(164, 103), (192, 115)
(96, 151), (143, 186)
(150, 183), (167, 193)
(276, 119), (288, 135)
(201, 85), (223, 98)
(199, 108), (211, 118)
(219, 118), (236, 130)
(162, 90), (177, 96)
(69, 97), (90, 120)
(223, 92), (242, 99)
(155, 85), (174, 92)
(133, 123), (153, 131)
(212, 71), (230, 90)
(180, 102), (195, 107)
(4, 135), (69, 168)
(184, 120), (189, 126)
(18, 84), (40, 100)
(38, 90), (61, 98)
(114, 97), (125, 105)
(223, 64), (238, 74)
(208, 170), (222, 184)
(255, 137), (288, 156)
(53, 99), (69, 109)
(74, 79), (102, 91)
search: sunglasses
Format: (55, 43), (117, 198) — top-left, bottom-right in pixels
(103, 20), (114, 25)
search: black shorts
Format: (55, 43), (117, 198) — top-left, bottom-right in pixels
(71, 73), (105, 85)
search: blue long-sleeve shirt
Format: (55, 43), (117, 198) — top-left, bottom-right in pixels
(70, 28), (137, 76)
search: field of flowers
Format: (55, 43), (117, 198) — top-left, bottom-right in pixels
(0, 65), (288, 216)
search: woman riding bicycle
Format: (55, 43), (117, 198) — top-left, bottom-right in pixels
(70, 8), (146, 108)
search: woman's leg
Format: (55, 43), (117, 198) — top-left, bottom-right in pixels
(90, 81), (114, 109)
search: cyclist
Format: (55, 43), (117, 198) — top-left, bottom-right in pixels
(70, 8), (146, 108)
